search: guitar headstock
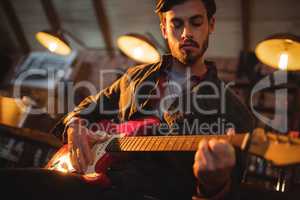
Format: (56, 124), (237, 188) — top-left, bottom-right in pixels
(245, 128), (300, 166)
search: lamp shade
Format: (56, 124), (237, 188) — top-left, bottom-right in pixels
(36, 30), (72, 55)
(255, 33), (300, 71)
(117, 33), (160, 64)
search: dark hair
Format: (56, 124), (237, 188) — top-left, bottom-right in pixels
(155, 0), (216, 20)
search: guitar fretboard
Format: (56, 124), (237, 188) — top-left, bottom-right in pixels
(106, 134), (248, 152)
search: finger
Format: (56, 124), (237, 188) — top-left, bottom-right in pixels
(208, 139), (226, 154)
(67, 128), (81, 172)
(193, 149), (206, 178)
(68, 144), (75, 170)
(194, 150), (205, 170)
(71, 129), (85, 173)
(209, 139), (235, 168)
(218, 139), (236, 162)
(194, 140), (207, 175)
(67, 127), (72, 140)
(70, 148), (81, 173)
(198, 139), (215, 171)
(80, 133), (94, 165)
(74, 126), (93, 165)
(194, 139), (207, 163)
(208, 139), (225, 166)
(76, 148), (87, 173)
(67, 126), (76, 146)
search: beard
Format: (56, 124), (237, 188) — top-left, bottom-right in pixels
(169, 36), (209, 66)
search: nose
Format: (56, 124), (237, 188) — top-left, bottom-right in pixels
(181, 25), (193, 39)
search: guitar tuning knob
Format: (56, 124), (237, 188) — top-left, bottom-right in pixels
(273, 133), (291, 144)
(275, 134), (281, 144)
(252, 128), (268, 143)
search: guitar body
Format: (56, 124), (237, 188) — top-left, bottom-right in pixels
(45, 117), (161, 188)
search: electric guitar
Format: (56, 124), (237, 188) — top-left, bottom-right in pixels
(45, 117), (300, 188)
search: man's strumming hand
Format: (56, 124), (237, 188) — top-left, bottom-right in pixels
(67, 118), (109, 173)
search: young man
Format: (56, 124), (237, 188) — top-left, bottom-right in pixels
(53, 0), (254, 199)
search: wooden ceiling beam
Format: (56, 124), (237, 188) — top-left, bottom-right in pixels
(92, 0), (114, 57)
(0, 0), (30, 54)
(40, 0), (61, 31)
(241, 0), (251, 52)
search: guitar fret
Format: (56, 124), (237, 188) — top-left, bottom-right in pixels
(178, 137), (188, 151)
(157, 136), (169, 151)
(160, 136), (170, 151)
(123, 137), (135, 151)
(181, 137), (193, 151)
(134, 137), (147, 151)
(149, 137), (159, 151)
(144, 137), (156, 151)
(151, 137), (162, 151)
(124, 137), (136, 151)
(130, 137), (141, 151)
(140, 137), (150, 151)
(119, 137), (130, 150)
(165, 137), (176, 151)
(172, 136), (184, 151)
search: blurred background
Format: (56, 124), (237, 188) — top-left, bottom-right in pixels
(0, 0), (299, 196)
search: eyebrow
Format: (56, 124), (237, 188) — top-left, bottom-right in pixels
(170, 14), (204, 22)
(190, 15), (204, 21)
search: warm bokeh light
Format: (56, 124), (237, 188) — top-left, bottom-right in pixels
(255, 34), (300, 71)
(117, 34), (160, 64)
(0, 97), (28, 127)
(133, 47), (143, 59)
(36, 31), (72, 55)
(49, 42), (58, 52)
(278, 53), (289, 71)
(52, 153), (74, 173)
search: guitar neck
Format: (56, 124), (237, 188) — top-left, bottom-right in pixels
(106, 134), (249, 152)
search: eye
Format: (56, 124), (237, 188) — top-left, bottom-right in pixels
(191, 22), (202, 27)
(171, 19), (183, 29)
(190, 17), (203, 27)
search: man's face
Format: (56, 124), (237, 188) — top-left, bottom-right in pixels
(160, 0), (215, 65)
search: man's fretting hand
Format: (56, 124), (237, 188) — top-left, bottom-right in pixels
(193, 129), (236, 197)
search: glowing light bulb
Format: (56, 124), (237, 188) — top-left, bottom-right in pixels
(278, 53), (289, 70)
(49, 42), (58, 52)
(133, 47), (143, 58)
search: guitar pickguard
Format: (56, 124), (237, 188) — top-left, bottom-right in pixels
(85, 134), (123, 174)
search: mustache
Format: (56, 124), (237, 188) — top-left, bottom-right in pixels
(180, 39), (199, 48)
